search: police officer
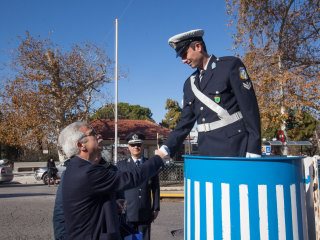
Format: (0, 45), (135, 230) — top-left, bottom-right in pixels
(117, 132), (160, 240)
(160, 29), (261, 158)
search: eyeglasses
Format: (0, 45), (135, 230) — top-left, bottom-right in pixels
(129, 143), (142, 148)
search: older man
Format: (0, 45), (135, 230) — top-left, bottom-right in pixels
(58, 121), (165, 240)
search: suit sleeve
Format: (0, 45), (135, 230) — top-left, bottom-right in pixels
(151, 174), (160, 211)
(88, 156), (164, 194)
(53, 172), (67, 240)
(164, 80), (197, 157)
(115, 161), (125, 199)
(229, 58), (261, 154)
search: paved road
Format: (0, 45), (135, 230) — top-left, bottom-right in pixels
(0, 180), (184, 240)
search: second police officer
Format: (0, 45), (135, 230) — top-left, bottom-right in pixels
(117, 132), (160, 240)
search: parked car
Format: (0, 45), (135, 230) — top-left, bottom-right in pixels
(0, 159), (14, 183)
(34, 161), (67, 185)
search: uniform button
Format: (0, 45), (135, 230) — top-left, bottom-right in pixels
(139, 196), (142, 198)
(202, 118), (205, 122)
(189, 101), (192, 105)
(238, 129), (242, 133)
(200, 107), (203, 111)
(139, 189), (142, 191)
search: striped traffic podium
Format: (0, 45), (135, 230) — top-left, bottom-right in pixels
(184, 155), (307, 240)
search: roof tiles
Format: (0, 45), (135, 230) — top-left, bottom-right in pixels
(90, 119), (171, 140)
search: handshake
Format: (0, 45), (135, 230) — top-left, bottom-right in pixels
(154, 145), (171, 160)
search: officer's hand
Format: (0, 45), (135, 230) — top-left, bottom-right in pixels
(152, 211), (159, 221)
(155, 149), (167, 159)
(245, 152), (261, 158)
(116, 199), (126, 214)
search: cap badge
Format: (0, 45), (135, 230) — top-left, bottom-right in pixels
(132, 134), (139, 140)
(239, 67), (248, 80)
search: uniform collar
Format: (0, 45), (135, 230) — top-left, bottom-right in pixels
(203, 55), (212, 70)
(130, 156), (143, 163)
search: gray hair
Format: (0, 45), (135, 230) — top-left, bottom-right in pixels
(58, 121), (88, 158)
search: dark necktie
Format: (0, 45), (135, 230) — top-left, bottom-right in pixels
(136, 160), (140, 166)
(199, 70), (205, 81)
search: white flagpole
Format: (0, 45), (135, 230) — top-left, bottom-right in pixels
(114, 18), (118, 163)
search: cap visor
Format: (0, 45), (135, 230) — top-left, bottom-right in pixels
(176, 45), (188, 58)
(128, 140), (143, 144)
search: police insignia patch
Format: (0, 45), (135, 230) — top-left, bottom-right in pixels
(214, 96), (221, 103)
(243, 81), (252, 90)
(239, 67), (248, 80)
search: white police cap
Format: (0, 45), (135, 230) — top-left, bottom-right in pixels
(126, 132), (145, 144)
(168, 29), (204, 57)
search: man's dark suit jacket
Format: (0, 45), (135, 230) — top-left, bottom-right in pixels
(117, 157), (160, 223)
(62, 155), (163, 240)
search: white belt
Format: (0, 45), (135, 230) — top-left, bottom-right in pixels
(197, 111), (243, 132)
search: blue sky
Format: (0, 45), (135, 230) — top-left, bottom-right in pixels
(0, 0), (237, 123)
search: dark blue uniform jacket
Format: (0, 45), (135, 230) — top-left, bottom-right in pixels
(117, 157), (160, 223)
(165, 55), (261, 157)
(62, 156), (163, 240)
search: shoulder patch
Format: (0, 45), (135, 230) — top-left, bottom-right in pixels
(239, 67), (248, 80)
(242, 81), (252, 90)
(219, 56), (237, 61)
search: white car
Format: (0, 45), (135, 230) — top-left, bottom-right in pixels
(34, 161), (67, 185)
(0, 159), (14, 183)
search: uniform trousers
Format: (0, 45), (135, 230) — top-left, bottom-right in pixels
(130, 222), (150, 240)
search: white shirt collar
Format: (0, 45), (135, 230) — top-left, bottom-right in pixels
(131, 156), (142, 162)
(203, 55), (212, 70)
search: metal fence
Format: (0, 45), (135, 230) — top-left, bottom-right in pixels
(159, 162), (184, 186)
(104, 146), (185, 186)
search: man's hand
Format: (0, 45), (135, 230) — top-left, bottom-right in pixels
(152, 211), (159, 221)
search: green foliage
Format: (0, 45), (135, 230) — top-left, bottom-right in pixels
(226, 0), (320, 139)
(286, 110), (318, 141)
(91, 102), (154, 121)
(262, 109), (318, 141)
(161, 99), (182, 130)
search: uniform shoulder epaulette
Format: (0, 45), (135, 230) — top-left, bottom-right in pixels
(184, 70), (198, 84)
(189, 70), (198, 78)
(218, 56), (238, 61)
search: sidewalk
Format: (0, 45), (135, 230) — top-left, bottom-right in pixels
(160, 186), (184, 198)
(12, 172), (185, 198)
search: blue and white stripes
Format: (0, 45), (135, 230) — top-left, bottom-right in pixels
(184, 178), (303, 240)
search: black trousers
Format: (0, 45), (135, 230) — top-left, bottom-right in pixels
(131, 222), (151, 240)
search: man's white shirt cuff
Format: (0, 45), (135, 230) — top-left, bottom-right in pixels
(159, 145), (170, 156)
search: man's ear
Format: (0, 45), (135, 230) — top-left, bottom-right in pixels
(77, 141), (86, 151)
(195, 42), (202, 52)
